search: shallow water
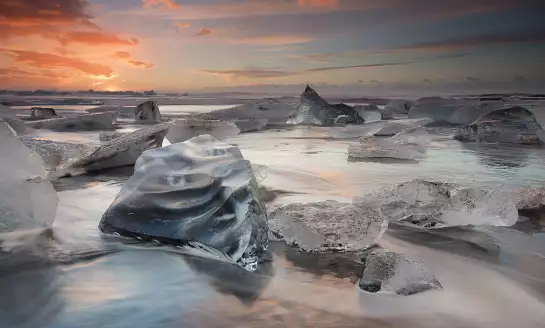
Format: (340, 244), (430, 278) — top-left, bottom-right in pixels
(2, 114), (545, 327)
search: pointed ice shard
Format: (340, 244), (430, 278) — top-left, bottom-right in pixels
(288, 86), (363, 126)
(134, 101), (162, 122)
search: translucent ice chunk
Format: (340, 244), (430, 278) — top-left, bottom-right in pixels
(99, 135), (268, 271)
(354, 179), (519, 229)
(0, 120), (57, 234)
(269, 200), (388, 252)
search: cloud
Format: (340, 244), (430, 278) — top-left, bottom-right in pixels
(467, 76), (481, 82)
(232, 35), (313, 45)
(111, 51), (154, 69)
(202, 69), (297, 80)
(201, 60), (418, 80)
(174, 22), (190, 30)
(58, 31), (139, 46)
(0, 66), (70, 80)
(298, 0), (339, 8)
(1, 49), (115, 78)
(383, 29), (545, 53)
(303, 61), (417, 72)
(142, 0), (180, 10)
(195, 28), (213, 37)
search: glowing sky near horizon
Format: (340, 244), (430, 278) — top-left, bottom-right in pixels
(1, 0), (544, 92)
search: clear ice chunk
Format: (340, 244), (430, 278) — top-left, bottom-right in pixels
(269, 200), (388, 252)
(354, 179), (519, 229)
(99, 135), (268, 271)
(359, 250), (442, 296)
(348, 127), (431, 160)
(166, 119), (239, 144)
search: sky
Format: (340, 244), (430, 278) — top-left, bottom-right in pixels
(1, 0), (545, 95)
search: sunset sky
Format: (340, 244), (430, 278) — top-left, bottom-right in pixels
(1, 0), (545, 94)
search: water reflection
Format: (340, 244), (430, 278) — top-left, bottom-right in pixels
(184, 255), (273, 304)
(459, 142), (536, 168)
(0, 264), (64, 328)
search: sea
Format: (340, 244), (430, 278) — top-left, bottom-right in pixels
(1, 102), (545, 328)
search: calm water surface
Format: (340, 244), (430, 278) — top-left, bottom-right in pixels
(2, 119), (545, 328)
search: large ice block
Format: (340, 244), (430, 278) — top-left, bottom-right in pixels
(99, 135), (268, 271)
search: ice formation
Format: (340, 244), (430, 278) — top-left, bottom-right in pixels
(348, 127), (431, 160)
(359, 250), (442, 295)
(30, 107), (57, 118)
(353, 105), (382, 123)
(26, 112), (118, 131)
(409, 98), (496, 126)
(87, 105), (136, 116)
(0, 119), (57, 234)
(382, 99), (413, 119)
(166, 119), (240, 144)
(233, 117), (268, 132)
(22, 123), (169, 174)
(454, 106), (544, 144)
(287, 86), (364, 126)
(268, 201), (388, 252)
(354, 179), (519, 228)
(134, 101), (162, 122)
(0, 104), (30, 135)
(329, 119), (432, 139)
(99, 135), (268, 271)
(538, 130), (545, 143)
(196, 100), (297, 125)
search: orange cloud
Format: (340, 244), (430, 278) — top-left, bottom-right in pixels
(128, 60), (154, 69)
(112, 51), (132, 60)
(1, 49), (115, 78)
(111, 51), (154, 69)
(174, 22), (190, 30)
(195, 28), (213, 37)
(298, 0), (339, 8)
(143, 0), (180, 9)
(58, 31), (139, 46)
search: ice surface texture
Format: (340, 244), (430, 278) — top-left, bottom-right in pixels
(166, 119), (240, 144)
(359, 250), (442, 295)
(354, 179), (519, 229)
(99, 135), (268, 271)
(269, 200), (388, 252)
(287, 86), (364, 126)
(348, 127), (431, 160)
(0, 120), (57, 234)
(454, 106), (544, 144)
